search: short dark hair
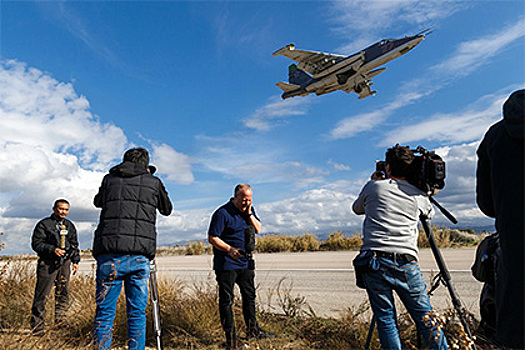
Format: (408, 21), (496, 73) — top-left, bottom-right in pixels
(54, 199), (70, 209)
(234, 184), (252, 196)
(123, 147), (149, 167)
(385, 144), (414, 178)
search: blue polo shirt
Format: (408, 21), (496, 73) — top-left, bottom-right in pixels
(208, 199), (259, 270)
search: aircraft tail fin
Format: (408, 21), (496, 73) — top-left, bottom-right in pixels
(276, 81), (301, 92)
(288, 64), (312, 86)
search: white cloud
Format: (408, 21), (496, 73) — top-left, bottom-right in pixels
(151, 143), (194, 185)
(431, 18), (525, 77)
(329, 110), (386, 140)
(243, 95), (313, 131)
(196, 133), (329, 190)
(431, 142), (493, 228)
(381, 90), (508, 146)
(328, 159), (351, 171)
(0, 60), (193, 254)
(0, 60), (128, 170)
(328, 18), (524, 140)
(330, 0), (467, 53)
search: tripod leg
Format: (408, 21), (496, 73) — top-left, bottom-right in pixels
(420, 216), (476, 350)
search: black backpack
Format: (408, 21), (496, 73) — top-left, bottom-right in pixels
(471, 233), (500, 335)
(471, 233), (499, 284)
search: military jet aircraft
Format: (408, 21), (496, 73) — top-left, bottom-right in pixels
(273, 30), (429, 100)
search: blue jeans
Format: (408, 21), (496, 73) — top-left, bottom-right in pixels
(94, 255), (150, 350)
(363, 256), (448, 350)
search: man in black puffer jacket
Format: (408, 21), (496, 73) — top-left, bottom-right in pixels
(92, 147), (172, 350)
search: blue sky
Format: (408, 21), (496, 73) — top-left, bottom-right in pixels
(0, 0), (523, 255)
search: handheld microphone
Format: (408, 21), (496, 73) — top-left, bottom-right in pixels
(60, 225), (68, 249)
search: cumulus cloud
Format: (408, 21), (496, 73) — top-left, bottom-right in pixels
(0, 60), (128, 170)
(431, 142), (493, 228)
(151, 143), (194, 185)
(0, 60), (193, 255)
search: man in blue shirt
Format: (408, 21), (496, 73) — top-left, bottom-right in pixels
(208, 184), (272, 349)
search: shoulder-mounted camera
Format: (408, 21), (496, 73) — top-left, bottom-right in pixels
(376, 145), (445, 194)
(407, 146), (445, 194)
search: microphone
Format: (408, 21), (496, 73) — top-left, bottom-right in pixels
(60, 225), (68, 249)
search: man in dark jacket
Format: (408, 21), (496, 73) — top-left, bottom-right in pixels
(92, 147), (172, 350)
(476, 89), (524, 348)
(30, 198), (80, 333)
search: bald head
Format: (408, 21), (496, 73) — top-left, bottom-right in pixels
(233, 184), (253, 213)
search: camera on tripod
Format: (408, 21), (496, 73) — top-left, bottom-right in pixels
(376, 145), (446, 194)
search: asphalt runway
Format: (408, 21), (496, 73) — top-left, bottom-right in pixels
(78, 248), (482, 319)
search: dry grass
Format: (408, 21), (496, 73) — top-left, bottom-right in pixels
(0, 256), (492, 349)
(0, 228), (490, 349)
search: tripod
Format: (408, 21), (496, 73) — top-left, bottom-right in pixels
(149, 259), (163, 350)
(364, 196), (476, 350)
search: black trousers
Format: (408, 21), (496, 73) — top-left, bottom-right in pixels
(215, 269), (259, 339)
(30, 258), (71, 331)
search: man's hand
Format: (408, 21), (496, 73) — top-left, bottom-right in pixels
(72, 263), (79, 275)
(54, 248), (66, 257)
(229, 247), (243, 260)
(245, 203), (253, 216)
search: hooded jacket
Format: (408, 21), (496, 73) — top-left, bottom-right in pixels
(476, 89), (524, 348)
(92, 161), (172, 260)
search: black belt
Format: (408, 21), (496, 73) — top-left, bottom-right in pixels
(372, 250), (416, 262)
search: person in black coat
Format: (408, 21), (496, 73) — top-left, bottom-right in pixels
(476, 89), (524, 348)
(30, 198), (80, 333)
(92, 147), (172, 350)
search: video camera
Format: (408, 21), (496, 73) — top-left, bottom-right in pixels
(376, 145), (446, 194)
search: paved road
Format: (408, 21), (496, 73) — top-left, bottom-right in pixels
(78, 248), (482, 318)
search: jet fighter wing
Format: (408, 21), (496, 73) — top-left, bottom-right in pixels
(272, 44), (346, 76)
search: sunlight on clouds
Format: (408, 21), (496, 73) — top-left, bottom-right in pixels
(0, 60), (193, 254)
(151, 143), (194, 185)
(0, 60), (128, 170)
(431, 142), (493, 227)
(258, 186), (362, 233)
